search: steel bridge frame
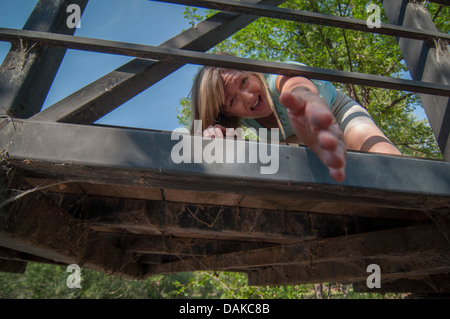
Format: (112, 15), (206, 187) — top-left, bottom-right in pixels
(0, 0), (449, 295)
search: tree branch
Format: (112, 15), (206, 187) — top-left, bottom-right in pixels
(337, 0), (362, 106)
(380, 92), (415, 114)
(432, 5), (443, 22)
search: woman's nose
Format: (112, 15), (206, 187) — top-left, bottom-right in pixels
(242, 90), (255, 106)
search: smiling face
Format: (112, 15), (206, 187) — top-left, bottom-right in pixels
(220, 70), (273, 120)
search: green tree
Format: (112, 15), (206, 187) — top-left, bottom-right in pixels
(180, 0), (448, 158)
(0, 1), (446, 300)
(172, 0), (448, 299)
(0, 263), (222, 299)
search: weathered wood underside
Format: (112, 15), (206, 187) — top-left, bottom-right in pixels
(1, 0), (449, 297)
(1, 120), (449, 294)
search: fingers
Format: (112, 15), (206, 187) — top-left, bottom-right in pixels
(203, 125), (226, 138)
(280, 92), (307, 118)
(280, 92), (347, 182)
(329, 167), (346, 183)
(318, 126), (347, 181)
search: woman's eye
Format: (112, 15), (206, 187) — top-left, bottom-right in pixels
(230, 98), (234, 108)
(242, 77), (247, 86)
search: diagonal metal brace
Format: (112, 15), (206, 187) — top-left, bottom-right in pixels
(30, 0), (286, 124)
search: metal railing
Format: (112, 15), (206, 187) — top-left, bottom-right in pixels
(0, 0), (449, 159)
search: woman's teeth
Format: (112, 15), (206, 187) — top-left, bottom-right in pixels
(251, 96), (261, 111)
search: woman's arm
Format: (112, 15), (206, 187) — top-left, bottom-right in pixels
(277, 75), (401, 156)
(276, 75), (347, 182)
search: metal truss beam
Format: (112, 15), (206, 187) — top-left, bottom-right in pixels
(25, 0), (285, 124)
(0, 0), (89, 119)
(382, 0), (450, 161)
(1, 119), (450, 209)
(1, 27), (449, 97)
(152, 0), (450, 43)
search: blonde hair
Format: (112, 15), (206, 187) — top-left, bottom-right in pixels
(190, 66), (285, 139)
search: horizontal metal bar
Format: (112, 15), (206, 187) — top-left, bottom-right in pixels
(0, 0), (89, 119)
(383, 0), (450, 162)
(28, 0), (286, 124)
(1, 28), (449, 96)
(1, 119), (450, 208)
(152, 0), (450, 42)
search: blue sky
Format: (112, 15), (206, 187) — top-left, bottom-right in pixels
(0, 0), (205, 131)
(0, 0), (429, 128)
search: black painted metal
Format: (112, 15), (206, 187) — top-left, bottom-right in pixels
(1, 1), (450, 289)
(0, 0), (88, 119)
(152, 0), (450, 43)
(382, 0), (450, 161)
(27, 0), (286, 124)
(1, 119), (450, 206)
(1, 27), (449, 98)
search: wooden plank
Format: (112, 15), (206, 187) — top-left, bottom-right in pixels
(0, 180), (143, 279)
(353, 274), (450, 294)
(24, 177), (84, 195)
(58, 194), (409, 245)
(247, 255), (450, 286)
(151, 223), (449, 274)
(25, 177), (428, 221)
(81, 198), (317, 244)
(124, 235), (274, 256)
(3, 120), (450, 214)
(0, 246), (58, 265)
(242, 195), (427, 220)
(24, 178), (163, 201)
(163, 188), (242, 206)
(238, 195), (293, 210)
(0, 259), (27, 274)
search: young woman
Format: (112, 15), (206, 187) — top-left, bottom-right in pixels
(190, 61), (401, 182)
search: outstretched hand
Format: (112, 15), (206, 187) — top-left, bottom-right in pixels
(280, 90), (347, 182)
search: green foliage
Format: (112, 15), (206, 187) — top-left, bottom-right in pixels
(0, 264), (406, 299)
(191, 272), (314, 299)
(176, 97), (192, 129)
(168, 1), (448, 298)
(1, 1), (447, 300)
(178, 0), (448, 159)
